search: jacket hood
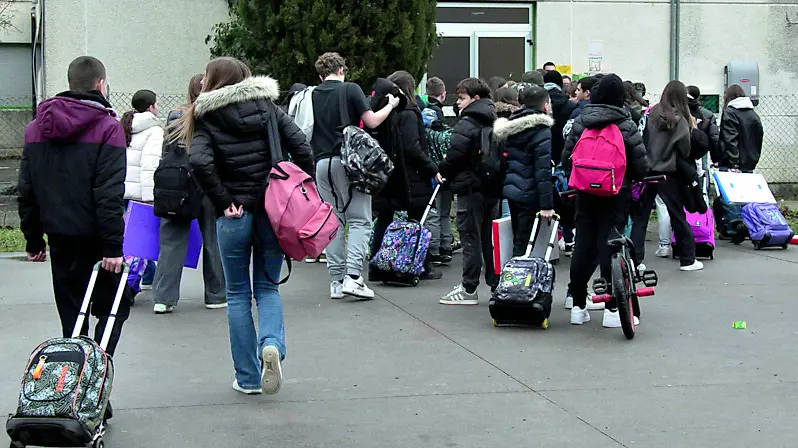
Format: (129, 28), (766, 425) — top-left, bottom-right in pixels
(461, 98), (496, 124)
(194, 76), (279, 117)
(493, 109), (554, 140)
(579, 104), (631, 129)
(495, 101), (520, 116)
(370, 78), (407, 111)
(131, 111), (160, 134)
(36, 96), (116, 142)
(728, 96), (754, 110)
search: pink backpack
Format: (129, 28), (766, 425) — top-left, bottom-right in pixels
(263, 110), (338, 264)
(569, 124), (627, 196)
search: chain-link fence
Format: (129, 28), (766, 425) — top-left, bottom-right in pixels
(107, 93), (185, 121)
(0, 96), (33, 151)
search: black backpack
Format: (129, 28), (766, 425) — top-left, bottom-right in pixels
(153, 146), (203, 220)
(468, 120), (507, 184)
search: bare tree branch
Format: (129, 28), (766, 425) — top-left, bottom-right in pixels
(0, 2), (22, 37)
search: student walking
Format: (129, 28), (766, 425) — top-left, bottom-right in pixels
(176, 57), (314, 395)
(151, 74), (226, 314)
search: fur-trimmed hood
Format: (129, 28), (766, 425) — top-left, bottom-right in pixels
(194, 76), (280, 117)
(493, 110), (554, 140)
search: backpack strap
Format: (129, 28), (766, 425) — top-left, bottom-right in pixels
(261, 103), (292, 285)
(327, 84), (355, 216)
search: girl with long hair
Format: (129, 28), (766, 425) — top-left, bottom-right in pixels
(183, 57), (314, 395)
(151, 73), (227, 314)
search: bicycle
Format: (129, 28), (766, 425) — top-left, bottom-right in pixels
(562, 175), (664, 339)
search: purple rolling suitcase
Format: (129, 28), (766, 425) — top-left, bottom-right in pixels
(741, 202), (794, 250)
(672, 208), (715, 260)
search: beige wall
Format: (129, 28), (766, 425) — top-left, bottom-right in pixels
(535, 0), (798, 96)
(43, 0), (229, 97)
(0, 0), (33, 44)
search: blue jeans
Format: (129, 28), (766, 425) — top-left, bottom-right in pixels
(501, 199), (511, 218)
(141, 260), (156, 285)
(216, 211), (286, 390)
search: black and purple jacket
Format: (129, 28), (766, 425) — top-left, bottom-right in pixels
(18, 90), (127, 257)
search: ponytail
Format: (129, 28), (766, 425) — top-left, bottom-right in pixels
(120, 111), (135, 147)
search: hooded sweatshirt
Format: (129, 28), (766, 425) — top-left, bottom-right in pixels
(18, 90), (127, 257)
(719, 96), (763, 171)
(124, 111), (163, 203)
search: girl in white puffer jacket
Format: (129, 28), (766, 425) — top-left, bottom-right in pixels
(121, 90), (163, 203)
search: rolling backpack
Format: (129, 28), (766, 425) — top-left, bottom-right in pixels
(569, 124), (627, 196)
(741, 202), (794, 249)
(672, 208), (716, 260)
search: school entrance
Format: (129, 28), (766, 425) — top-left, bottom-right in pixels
(427, 2), (534, 104)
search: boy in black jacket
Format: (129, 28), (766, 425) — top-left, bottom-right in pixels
(493, 85), (556, 257)
(561, 74), (650, 328)
(438, 78), (500, 305)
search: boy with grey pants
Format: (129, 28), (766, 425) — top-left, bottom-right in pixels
(310, 52), (398, 299)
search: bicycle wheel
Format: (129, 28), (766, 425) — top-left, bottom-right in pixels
(610, 253), (635, 339)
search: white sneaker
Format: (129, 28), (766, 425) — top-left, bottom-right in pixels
(680, 260), (704, 272)
(342, 276), (374, 299)
(637, 263), (647, 277)
(586, 296), (606, 311)
(603, 309), (622, 328)
(260, 346), (283, 395)
(330, 280), (344, 299)
(232, 380), (262, 395)
(439, 284), (479, 305)
(570, 306), (590, 325)
(655, 245), (672, 258)
(153, 304), (174, 314)
(205, 302), (227, 310)
(634, 316), (640, 326)
(564, 290), (573, 309)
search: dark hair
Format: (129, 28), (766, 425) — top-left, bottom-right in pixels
(519, 85), (550, 111)
(578, 76), (597, 93)
(426, 76), (445, 97)
(543, 61), (556, 69)
(488, 76), (507, 95)
(67, 56), (106, 92)
(624, 81), (647, 106)
(562, 75), (572, 83)
(121, 89), (157, 146)
(655, 80), (691, 131)
(388, 70), (417, 106)
(565, 83), (577, 99)
(543, 70), (563, 88)
(724, 84), (746, 110)
(456, 77), (491, 100)
(315, 52), (347, 78)
(494, 87), (520, 107)
(186, 74), (203, 106)
(686, 85), (701, 101)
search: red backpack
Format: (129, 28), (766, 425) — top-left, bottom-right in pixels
(569, 125), (626, 196)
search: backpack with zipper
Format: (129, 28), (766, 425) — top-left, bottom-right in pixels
(568, 124), (627, 196)
(466, 118), (507, 184)
(153, 146), (203, 220)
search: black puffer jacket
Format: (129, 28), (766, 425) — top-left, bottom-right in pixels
(719, 96), (763, 171)
(369, 79), (438, 211)
(561, 104), (650, 186)
(548, 88), (578, 165)
(688, 102), (720, 161)
(189, 76), (314, 215)
(438, 98), (500, 196)
(494, 108), (555, 209)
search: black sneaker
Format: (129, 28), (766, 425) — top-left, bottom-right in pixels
(431, 253), (452, 266)
(441, 248), (453, 258)
(564, 243), (575, 257)
(421, 268), (443, 280)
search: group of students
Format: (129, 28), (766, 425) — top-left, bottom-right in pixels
(17, 52), (763, 400)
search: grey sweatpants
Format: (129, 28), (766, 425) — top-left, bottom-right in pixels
(316, 157), (373, 281)
(152, 195), (226, 306)
(429, 187), (454, 256)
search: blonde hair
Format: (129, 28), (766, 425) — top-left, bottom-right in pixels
(167, 57), (252, 151)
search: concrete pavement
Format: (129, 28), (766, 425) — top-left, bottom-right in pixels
(1, 236), (797, 447)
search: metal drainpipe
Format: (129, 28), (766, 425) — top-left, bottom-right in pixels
(669, 0), (681, 80)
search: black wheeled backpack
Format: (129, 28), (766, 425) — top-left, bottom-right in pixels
(489, 214), (559, 329)
(153, 145), (203, 220)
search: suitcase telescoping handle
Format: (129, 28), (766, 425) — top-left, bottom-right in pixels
(419, 183), (442, 227)
(525, 212), (561, 262)
(72, 261), (130, 351)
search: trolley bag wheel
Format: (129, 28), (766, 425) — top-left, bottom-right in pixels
(412, 276), (420, 286)
(492, 319), (499, 327)
(541, 318), (549, 330)
(611, 253), (635, 340)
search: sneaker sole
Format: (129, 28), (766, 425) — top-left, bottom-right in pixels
(439, 300), (478, 306)
(261, 346), (282, 395)
(205, 303), (227, 309)
(153, 307), (173, 314)
(232, 381), (262, 395)
(342, 290), (375, 300)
